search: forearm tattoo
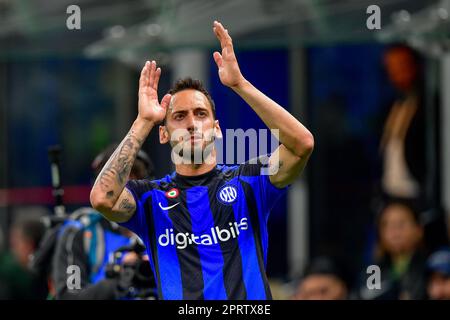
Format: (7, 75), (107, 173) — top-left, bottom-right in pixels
(95, 130), (142, 200)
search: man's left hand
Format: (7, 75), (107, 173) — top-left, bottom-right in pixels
(213, 21), (246, 89)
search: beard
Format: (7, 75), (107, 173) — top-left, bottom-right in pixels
(171, 134), (216, 165)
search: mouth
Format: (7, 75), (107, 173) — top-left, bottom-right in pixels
(177, 134), (202, 143)
(190, 134), (203, 142)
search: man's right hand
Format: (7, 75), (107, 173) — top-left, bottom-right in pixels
(138, 60), (171, 125)
(91, 61), (170, 223)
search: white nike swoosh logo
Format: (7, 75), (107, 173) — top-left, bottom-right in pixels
(158, 202), (180, 210)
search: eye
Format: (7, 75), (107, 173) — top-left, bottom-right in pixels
(197, 110), (207, 117)
(174, 113), (184, 121)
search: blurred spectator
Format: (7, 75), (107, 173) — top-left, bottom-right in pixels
(426, 246), (450, 300)
(358, 200), (427, 299)
(379, 45), (425, 200)
(372, 43), (446, 264)
(291, 256), (349, 300)
(9, 214), (46, 269)
(50, 144), (156, 300)
(1, 211), (48, 299)
(0, 249), (35, 299)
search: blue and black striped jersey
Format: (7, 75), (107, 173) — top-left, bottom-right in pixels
(119, 155), (288, 300)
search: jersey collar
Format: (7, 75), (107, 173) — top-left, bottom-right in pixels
(173, 166), (220, 187)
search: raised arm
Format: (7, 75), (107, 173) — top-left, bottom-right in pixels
(212, 21), (314, 188)
(90, 60), (171, 222)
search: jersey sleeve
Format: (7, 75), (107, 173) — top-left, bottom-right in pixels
(118, 179), (154, 238)
(238, 154), (289, 219)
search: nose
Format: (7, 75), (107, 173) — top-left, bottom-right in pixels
(185, 113), (194, 132)
(186, 113), (200, 134)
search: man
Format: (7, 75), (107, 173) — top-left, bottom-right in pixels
(426, 246), (450, 300)
(0, 224), (43, 300)
(50, 145), (155, 300)
(379, 45), (425, 200)
(90, 21), (314, 300)
(10, 214), (47, 271)
(9, 213), (48, 299)
(291, 256), (349, 300)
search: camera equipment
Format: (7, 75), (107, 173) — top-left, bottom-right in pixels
(29, 146), (68, 278)
(105, 239), (158, 300)
(48, 145), (66, 217)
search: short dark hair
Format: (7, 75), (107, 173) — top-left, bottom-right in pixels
(376, 198), (422, 227)
(166, 77), (216, 122)
(91, 144), (155, 180)
(302, 256), (350, 286)
(12, 216), (46, 248)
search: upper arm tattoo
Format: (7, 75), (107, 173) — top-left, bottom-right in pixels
(110, 189), (137, 220)
(268, 159), (284, 175)
(117, 197), (136, 215)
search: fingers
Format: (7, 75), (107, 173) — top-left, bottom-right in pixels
(213, 51), (223, 68)
(160, 93), (172, 111)
(148, 60), (156, 89)
(139, 61), (150, 91)
(213, 22), (222, 43)
(213, 20), (233, 49)
(154, 67), (161, 91)
(139, 60), (162, 94)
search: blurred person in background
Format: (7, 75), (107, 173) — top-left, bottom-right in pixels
(0, 227), (27, 299)
(10, 214), (47, 270)
(376, 44), (446, 253)
(0, 231), (32, 299)
(358, 200), (427, 300)
(50, 144), (156, 300)
(426, 246), (450, 300)
(0, 213), (47, 299)
(379, 45), (425, 200)
(291, 256), (349, 300)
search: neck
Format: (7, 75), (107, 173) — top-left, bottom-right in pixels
(400, 86), (417, 97)
(175, 151), (217, 176)
(391, 251), (413, 263)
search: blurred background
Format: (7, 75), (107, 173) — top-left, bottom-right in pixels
(0, 0), (449, 300)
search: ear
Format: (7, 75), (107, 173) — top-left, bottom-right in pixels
(159, 125), (170, 144)
(214, 120), (223, 139)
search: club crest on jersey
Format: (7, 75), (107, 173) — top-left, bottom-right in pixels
(165, 188), (179, 199)
(217, 184), (238, 205)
